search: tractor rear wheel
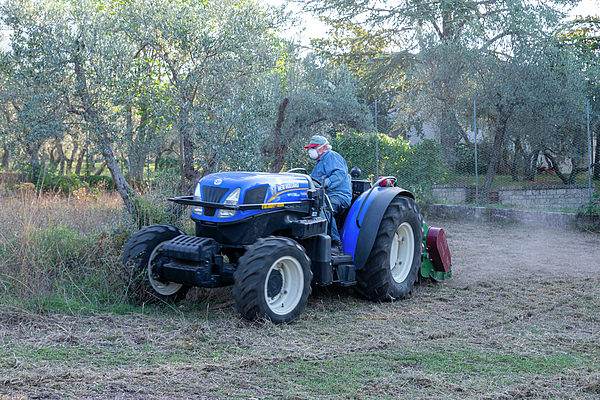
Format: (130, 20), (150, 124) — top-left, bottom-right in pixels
(121, 224), (190, 303)
(233, 237), (312, 324)
(355, 196), (422, 301)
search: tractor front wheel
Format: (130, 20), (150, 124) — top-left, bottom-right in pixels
(355, 196), (422, 301)
(121, 224), (190, 303)
(233, 237), (312, 324)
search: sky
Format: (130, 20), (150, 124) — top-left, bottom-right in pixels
(569, 0), (600, 16)
(264, 0), (600, 45)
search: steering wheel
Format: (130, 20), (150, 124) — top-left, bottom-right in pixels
(286, 168), (308, 174)
(286, 167), (321, 187)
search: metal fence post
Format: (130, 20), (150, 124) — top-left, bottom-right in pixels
(375, 98), (379, 178)
(588, 100), (592, 202)
(474, 99), (479, 207)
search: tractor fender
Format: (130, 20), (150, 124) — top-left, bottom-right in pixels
(340, 186), (414, 270)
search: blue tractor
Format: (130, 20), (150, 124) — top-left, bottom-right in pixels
(121, 168), (452, 324)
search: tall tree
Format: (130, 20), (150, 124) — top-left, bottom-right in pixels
(299, 0), (578, 170)
(560, 15), (600, 180)
(114, 0), (285, 192)
(259, 54), (373, 172)
(2, 0), (138, 213)
(472, 37), (589, 200)
(0, 43), (68, 169)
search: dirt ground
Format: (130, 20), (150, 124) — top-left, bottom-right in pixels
(427, 217), (600, 285)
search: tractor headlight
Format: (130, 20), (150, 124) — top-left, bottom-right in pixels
(192, 183), (202, 215)
(218, 187), (240, 218)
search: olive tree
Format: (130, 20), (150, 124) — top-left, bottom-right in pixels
(259, 53), (373, 172)
(2, 0), (140, 212)
(113, 0), (287, 192)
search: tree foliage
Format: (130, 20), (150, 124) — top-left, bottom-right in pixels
(0, 0), (372, 214)
(299, 0), (595, 201)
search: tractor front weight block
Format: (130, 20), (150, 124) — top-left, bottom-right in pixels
(156, 235), (233, 287)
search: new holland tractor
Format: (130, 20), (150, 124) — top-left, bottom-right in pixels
(121, 168), (452, 324)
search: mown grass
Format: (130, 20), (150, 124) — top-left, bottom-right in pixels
(1, 186), (599, 399)
(1, 277), (599, 399)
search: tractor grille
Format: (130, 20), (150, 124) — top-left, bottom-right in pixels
(202, 186), (229, 217)
(202, 186), (229, 203)
(243, 185), (268, 204)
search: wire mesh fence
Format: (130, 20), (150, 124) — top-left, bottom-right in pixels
(277, 104), (599, 213)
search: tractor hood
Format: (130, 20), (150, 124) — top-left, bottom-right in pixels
(199, 172), (312, 204)
(191, 171), (313, 223)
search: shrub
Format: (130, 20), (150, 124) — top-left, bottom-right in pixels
(155, 155), (180, 173)
(578, 192), (600, 228)
(85, 174), (116, 190)
(455, 142), (490, 175)
(579, 192), (600, 216)
(332, 132), (446, 196)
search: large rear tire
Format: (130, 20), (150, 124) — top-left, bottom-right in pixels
(233, 237), (312, 324)
(121, 224), (190, 303)
(355, 196), (422, 301)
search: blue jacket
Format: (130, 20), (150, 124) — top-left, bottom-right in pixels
(310, 150), (352, 208)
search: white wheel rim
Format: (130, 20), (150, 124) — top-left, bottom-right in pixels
(264, 256), (304, 316)
(148, 240), (184, 296)
(389, 222), (415, 283)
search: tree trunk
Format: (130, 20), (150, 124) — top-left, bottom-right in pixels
(594, 128), (600, 181)
(480, 112), (509, 204)
(75, 147), (86, 175)
(66, 139), (78, 173)
(543, 151), (588, 185)
(25, 143), (41, 165)
(263, 98), (290, 173)
(179, 129), (185, 192)
(509, 138), (524, 182)
(179, 104), (201, 193)
(128, 106), (149, 183)
(49, 146), (56, 166)
(54, 139), (66, 175)
(523, 151), (536, 182)
(1, 145), (9, 170)
(500, 147), (512, 178)
(73, 48), (136, 215)
(98, 132), (136, 214)
(94, 161), (107, 176)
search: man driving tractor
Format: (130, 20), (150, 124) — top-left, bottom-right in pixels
(305, 135), (352, 255)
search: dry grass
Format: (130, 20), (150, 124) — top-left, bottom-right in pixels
(1, 276), (599, 399)
(0, 185), (128, 304)
(1, 188), (599, 399)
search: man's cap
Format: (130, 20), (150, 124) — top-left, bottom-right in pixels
(305, 135), (329, 148)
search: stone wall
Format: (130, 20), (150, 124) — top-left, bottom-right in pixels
(432, 184), (595, 210)
(431, 185), (470, 204)
(425, 204), (600, 231)
(498, 185), (594, 209)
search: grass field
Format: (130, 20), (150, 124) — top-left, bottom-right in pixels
(1, 276), (599, 399)
(445, 172), (596, 188)
(0, 187), (599, 399)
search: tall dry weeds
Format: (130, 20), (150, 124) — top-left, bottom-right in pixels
(0, 184), (131, 309)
